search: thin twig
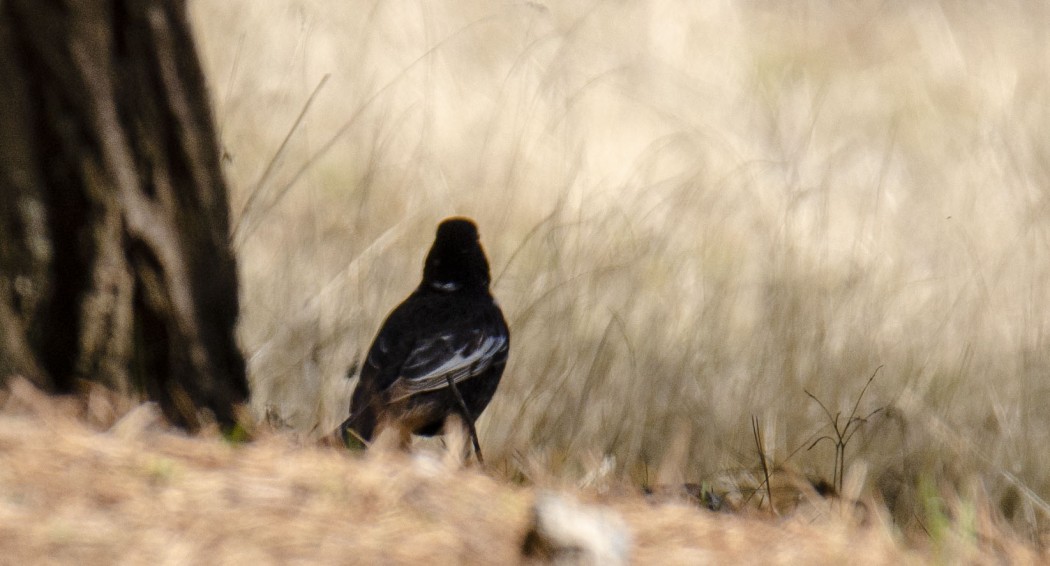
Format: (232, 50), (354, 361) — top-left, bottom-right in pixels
(805, 366), (885, 493)
(233, 74), (331, 246)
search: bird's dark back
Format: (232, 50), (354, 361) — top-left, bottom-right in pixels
(346, 285), (509, 441)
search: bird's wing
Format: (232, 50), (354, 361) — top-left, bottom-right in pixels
(386, 328), (508, 403)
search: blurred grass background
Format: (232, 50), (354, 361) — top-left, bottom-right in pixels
(189, 0), (1050, 534)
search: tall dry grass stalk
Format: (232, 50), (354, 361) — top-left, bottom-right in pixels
(189, 0), (1050, 538)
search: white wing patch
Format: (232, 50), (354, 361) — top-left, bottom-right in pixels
(387, 334), (507, 402)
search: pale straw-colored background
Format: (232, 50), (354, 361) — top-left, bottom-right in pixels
(190, 0), (1050, 532)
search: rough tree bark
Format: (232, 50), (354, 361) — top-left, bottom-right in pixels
(0, 0), (248, 430)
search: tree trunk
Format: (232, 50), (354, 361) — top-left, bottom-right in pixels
(0, 0), (248, 430)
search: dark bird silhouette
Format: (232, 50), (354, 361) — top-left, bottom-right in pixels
(339, 217), (509, 460)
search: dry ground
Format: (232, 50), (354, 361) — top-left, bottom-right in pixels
(4, 380), (1043, 564)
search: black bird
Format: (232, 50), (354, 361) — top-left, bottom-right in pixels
(339, 218), (509, 460)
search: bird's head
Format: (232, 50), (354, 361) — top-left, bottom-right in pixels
(422, 217), (491, 292)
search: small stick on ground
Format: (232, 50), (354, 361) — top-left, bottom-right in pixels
(445, 376), (484, 464)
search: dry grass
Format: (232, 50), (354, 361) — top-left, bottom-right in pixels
(0, 381), (530, 564)
(185, 0), (1050, 553)
(5, 380), (1045, 564)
